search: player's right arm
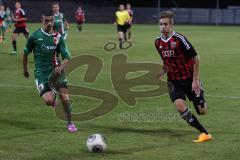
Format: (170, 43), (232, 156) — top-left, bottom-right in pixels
(114, 12), (118, 25)
(154, 38), (167, 80)
(23, 35), (34, 78)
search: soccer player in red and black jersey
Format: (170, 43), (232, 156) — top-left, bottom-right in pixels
(75, 6), (85, 32)
(126, 3), (133, 40)
(155, 11), (212, 143)
(11, 1), (29, 54)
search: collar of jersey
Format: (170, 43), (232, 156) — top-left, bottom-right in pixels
(54, 12), (60, 16)
(160, 31), (176, 42)
(16, 8), (22, 12)
(41, 28), (56, 37)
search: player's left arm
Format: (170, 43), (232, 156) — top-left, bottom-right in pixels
(55, 36), (71, 73)
(129, 10), (133, 22)
(180, 36), (201, 95)
(125, 12), (131, 24)
(192, 55), (201, 95)
(83, 13), (86, 22)
(63, 14), (69, 29)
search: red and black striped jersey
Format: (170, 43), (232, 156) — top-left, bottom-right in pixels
(14, 8), (27, 28)
(127, 9), (133, 17)
(75, 10), (85, 22)
(126, 9), (133, 24)
(155, 31), (197, 81)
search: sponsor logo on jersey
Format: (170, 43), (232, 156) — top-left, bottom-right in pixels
(171, 42), (176, 48)
(162, 50), (175, 57)
(41, 45), (57, 51)
(37, 38), (43, 41)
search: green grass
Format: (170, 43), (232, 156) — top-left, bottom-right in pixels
(0, 23), (240, 160)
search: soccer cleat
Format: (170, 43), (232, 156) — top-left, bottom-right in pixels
(67, 123), (78, 133)
(193, 133), (212, 143)
(10, 51), (17, 55)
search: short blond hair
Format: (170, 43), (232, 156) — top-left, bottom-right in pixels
(160, 11), (175, 24)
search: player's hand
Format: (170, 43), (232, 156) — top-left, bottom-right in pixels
(113, 22), (116, 25)
(23, 71), (30, 78)
(155, 74), (164, 80)
(66, 24), (70, 29)
(192, 79), (201, 96)
(54, 65), (64, 74)
(155, 71), (165, 80)
(12, 18), (18, 22)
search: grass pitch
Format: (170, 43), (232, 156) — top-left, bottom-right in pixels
(0, 23), (240, 160)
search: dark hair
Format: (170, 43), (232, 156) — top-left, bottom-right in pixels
(42, 9), (53, 17)
(52, 2), (59, 6)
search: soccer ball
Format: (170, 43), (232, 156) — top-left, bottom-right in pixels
(86, 134), (107, 153)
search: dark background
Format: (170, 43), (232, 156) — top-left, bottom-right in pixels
(88, 0), (240, 8)
(2, 0), (240, 24)
(2, 0), (240, 8)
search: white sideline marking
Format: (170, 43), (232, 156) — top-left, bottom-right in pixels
(0, 84), (240, 99)
(0, 84), (34, 88)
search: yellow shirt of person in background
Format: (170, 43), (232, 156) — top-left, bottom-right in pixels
(116, 10), (130, 25)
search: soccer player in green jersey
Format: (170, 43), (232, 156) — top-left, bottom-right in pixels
(22, 10), (77, 132)
(5, 7), (13, 32)
(0, 4), (7, 43)
(52, 2), (69, 40)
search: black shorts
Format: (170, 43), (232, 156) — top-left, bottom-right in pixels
(77, 21), (83, 25)
(117, 24), (127, 33)
(13, 27), (29, 35)
(168, 79), (206, 105)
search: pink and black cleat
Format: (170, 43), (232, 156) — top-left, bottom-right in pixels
(67, 123), (78, 133)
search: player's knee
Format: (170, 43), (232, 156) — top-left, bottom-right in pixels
(12, 34), (17, 40)
(198, 103), (207, 115)
(195, 103), (207, 115)
(43, 99), (54, 106)
(59, 94), (69, 102)
(174, 100), (187, 113)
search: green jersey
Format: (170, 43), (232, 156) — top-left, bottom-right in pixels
(53, 12), (66, 34)
(5, 9), (12, 22)
(0, 11), (6, 27)
(24, 28), (70, 80)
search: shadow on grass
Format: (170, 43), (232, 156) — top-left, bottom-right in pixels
(0, 117), (60, 140)
(0, 117), (44, 130)
(86, 124), (196, 138)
